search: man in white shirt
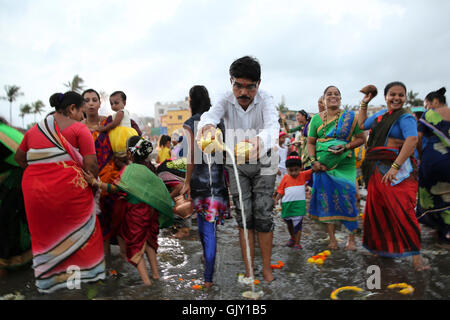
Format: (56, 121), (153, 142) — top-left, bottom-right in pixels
(197, 56), (279, 283)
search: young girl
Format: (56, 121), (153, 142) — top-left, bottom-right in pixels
(98, 91), (138, 154)
(274, 152), (313, 249)
(156, 135), (172, 164)
(84, 136), (173, 285)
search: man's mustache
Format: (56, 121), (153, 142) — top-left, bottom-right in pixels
(238, 96), (250, 100)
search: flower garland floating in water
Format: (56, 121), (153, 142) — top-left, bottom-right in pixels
(307, 250), (331, 265)
(330, 286), (363, 300)
(387, 283), (415, 295)
(192, 284), (203, 290)
(270, 260), (285, 269)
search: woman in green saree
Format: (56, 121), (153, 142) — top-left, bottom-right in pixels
(307, 86), (366, 250)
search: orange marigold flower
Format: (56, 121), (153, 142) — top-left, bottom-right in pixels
(192, 285), (203, 290)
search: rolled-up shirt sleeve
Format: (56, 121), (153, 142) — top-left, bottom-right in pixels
(257, 95), (280, 151)
(197, 98), (226, 133)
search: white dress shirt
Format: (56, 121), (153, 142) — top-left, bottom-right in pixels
(197, 90), (280, 154)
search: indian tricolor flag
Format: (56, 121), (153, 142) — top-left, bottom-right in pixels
(281, 184), (307, 218)
(277, 170), (312, 219)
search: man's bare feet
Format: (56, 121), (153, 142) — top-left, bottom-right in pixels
(412, 255), (431, 271)
(262, 268), (274, 282)
(143, 278), (152, 286)
(152, 274), (160, 280)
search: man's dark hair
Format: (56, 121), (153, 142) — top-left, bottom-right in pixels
(229, 56), (261, 82)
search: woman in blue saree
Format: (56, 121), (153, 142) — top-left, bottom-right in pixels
(417, 87), (450, 249)
(307, 86), (366, 250)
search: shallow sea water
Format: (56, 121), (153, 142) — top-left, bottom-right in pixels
(1, 191), (449, 301)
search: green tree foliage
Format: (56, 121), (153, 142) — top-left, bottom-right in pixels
(1, 85), (24, 125)
(406, 90), (424, 107)
(32, 100), (45, 122)
(64, 75), (85, 93)
(19, 103), (32, 128)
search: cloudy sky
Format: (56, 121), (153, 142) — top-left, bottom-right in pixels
(1, 0), (449, 127)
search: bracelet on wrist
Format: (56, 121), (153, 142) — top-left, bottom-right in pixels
(360, 101), (368, 109)
(391, 162), (401, 170)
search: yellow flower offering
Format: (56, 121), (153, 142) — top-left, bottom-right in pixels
(330, 286), (363, 300)
(308, 250), (331, 265)
(388, 283), (414, 295)
(322, 250), (331, 256)
(235, 141), (252, 162)
(198, 128), (224, 153)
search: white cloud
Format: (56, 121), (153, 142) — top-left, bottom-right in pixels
(1, 0), (449, 127)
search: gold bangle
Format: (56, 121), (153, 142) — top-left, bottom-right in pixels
(391, 162), (401, 170)
(360, 101), (368, 109)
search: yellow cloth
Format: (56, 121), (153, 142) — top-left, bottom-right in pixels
(109, 126), (138, 153)
(158, 147), (171, 163)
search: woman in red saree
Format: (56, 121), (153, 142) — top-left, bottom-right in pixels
(15, 91), (105, 293)
(358, 82), (429, 271)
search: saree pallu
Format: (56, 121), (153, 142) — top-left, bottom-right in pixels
(416, 110), (450, 244)
(362, 147), (421, 257)
(22, 116), (105, 293)
(92, 116), (113, 173)
(309, 110), (360, 232)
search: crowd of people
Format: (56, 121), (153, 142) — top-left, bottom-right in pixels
(0, 55), (448, 295)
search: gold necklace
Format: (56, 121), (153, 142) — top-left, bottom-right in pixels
(322, 109), (341, 137)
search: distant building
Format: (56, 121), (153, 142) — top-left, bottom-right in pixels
(160, 109), (191, 136)
(154, 99), (189, 127)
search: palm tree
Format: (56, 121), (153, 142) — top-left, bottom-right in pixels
(32, 100), (45, 123)
(1, 85), (24, 125)
(406, 90), (424, 107)
(64, 75), (85, 93)
(19, 104), (32, 128)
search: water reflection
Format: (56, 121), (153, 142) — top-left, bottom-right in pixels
(0, 213), (449, 300)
